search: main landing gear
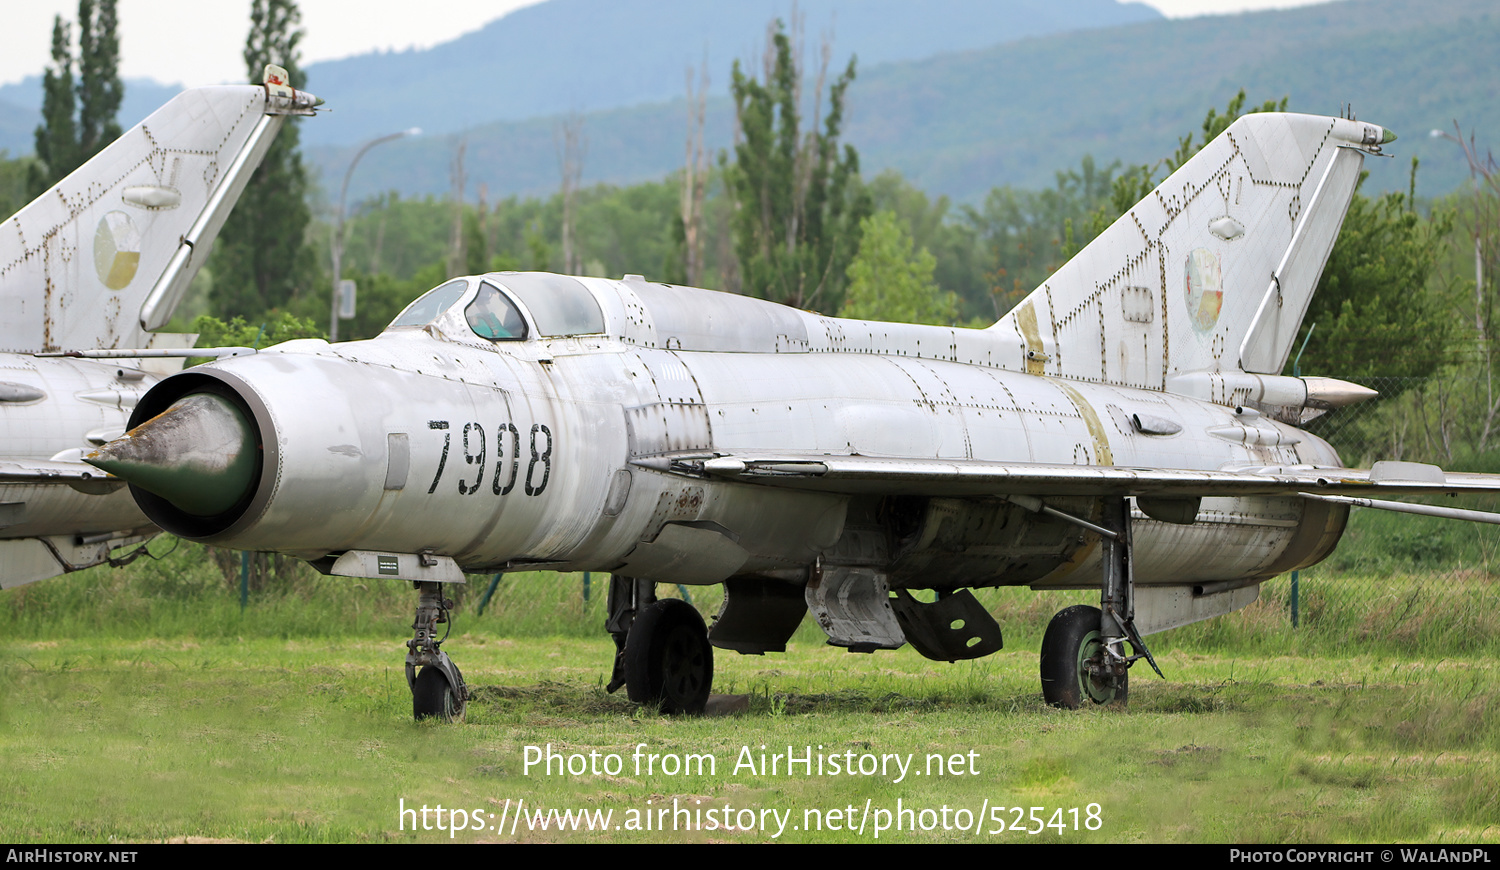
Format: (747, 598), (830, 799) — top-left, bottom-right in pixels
(1022, 496), (1162, 709)
(407, 581), (469, 721)
(605, 575), (713, 714)
(1040, 604), (1125, 707)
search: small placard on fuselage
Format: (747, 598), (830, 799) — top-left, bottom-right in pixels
(330, 550), (465, 583)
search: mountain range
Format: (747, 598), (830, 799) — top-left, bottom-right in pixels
(2, 0), (1494, 203)
(0, 0), (1158, 155)
(308, 0), (1497, 204)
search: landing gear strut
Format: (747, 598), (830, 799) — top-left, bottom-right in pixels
(407, 581), (468, 721)
(605, 575), (713, 714)
(1024, 496), (1161, 709)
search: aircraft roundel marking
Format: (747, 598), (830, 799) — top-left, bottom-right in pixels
(94, 211), (142, 290)
(1184, 247), (1223, 333)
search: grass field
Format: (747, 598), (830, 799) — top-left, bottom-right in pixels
(2, 520), (1498, 844)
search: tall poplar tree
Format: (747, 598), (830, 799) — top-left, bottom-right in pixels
(30, 0), (123, 196)
(723, 19), (868, 312)
(30, 16), (79, 196)
(210, 0), (314, 320)
(76, 0), (123, 160)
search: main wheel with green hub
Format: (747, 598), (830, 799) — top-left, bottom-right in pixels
(1040, 604), (1126, 708)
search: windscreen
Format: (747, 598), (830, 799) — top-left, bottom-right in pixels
(388, 279), (468, 328)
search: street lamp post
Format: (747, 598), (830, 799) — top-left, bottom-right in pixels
(1430, 126), (1494, 337)
(331, 127), (420, 343)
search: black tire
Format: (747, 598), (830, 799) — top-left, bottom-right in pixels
(413, 666), (464, 721)
(624, 598), (713, 714)
(1039, 604), (1126, 709)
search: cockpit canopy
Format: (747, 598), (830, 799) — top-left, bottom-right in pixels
(466, 282), (528, 340)
(386, 273), (605, 343)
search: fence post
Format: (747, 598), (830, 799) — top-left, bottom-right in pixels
(1290, 570), (1299, 628)
(477, 573), (504, 616)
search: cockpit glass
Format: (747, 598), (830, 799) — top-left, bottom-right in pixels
(492, 273), (604, 337)
(389, 280), (468, 328)
(465, 282), (529, 341)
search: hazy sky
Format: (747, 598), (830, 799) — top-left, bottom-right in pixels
(0, 0), (1338, 89)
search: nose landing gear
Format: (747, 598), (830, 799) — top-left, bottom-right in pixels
(625, 598), (713, 714)
(407, 581), (468, 721)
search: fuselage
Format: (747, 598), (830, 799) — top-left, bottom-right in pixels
(0, 354), (162, 588)
(0, 354), (157, 540)
(120, 273), (1347, 593)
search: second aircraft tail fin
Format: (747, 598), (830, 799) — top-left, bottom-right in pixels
(0, 67), (319, 353)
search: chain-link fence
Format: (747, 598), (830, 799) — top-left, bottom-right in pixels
(1274, 374), (1500, 651)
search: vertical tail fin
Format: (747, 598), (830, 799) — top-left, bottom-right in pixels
(990, 113), (1391, 387)
(0, 74), (318, 353)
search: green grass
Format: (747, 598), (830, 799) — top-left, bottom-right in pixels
(2, 527), (1498, 843)
(2, 635), (1496, 843)
(7, 524), (1499, 657)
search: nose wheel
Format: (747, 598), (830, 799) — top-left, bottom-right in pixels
(406, 581), (468, 721)
(412, 663), (465, 720)
(618, 595), (713, 715)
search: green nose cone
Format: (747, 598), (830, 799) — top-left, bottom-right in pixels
(86, 393), (258, 517)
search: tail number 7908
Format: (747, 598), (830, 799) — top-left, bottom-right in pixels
(426, 420), (552, 497)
